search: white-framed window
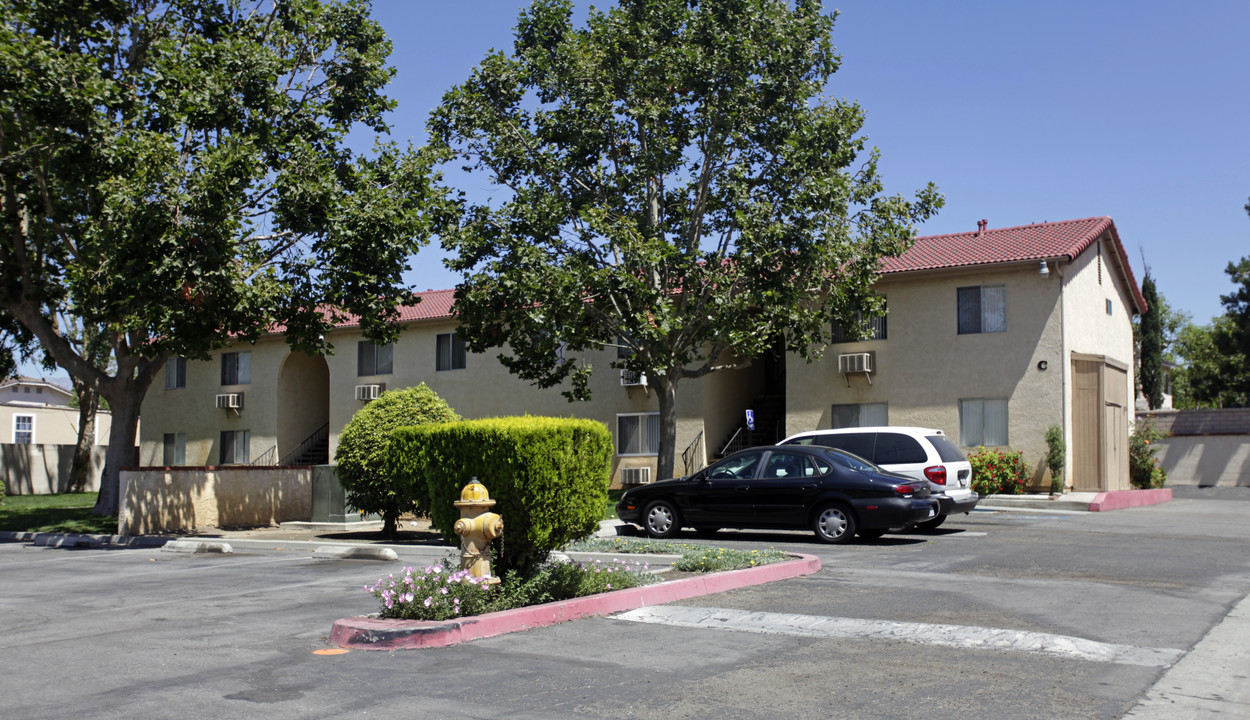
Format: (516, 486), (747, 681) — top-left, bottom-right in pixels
(357, 341), (394, 376)
(165, 357), (187, 389)
(831, 402), (888, 428)
(220, 351), (251, 385)
(219, 429), (250, 464)
(13, 414), (34, 444)
(959, 397), (1009, 447)
(957, 285), (1007, 334)
(617, 412), (660, 456)
(163, 432), (186, 466)
(436, 333), (466, 371)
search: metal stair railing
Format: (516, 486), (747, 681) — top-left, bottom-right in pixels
(279, 423), (330, 466)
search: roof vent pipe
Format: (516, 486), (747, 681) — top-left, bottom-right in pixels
(976, 219), (988, 235)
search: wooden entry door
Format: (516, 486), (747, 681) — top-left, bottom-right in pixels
(1072, 359), (1103, 491)
(1071, 355), (1131, 492)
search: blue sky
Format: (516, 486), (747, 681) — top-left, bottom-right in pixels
(362, 0), (1250, 325)
(18, 1), (1250, 381)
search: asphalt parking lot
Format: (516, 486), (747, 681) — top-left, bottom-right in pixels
(2, 493), (1248, 719)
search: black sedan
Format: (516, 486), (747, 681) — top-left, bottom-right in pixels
(616, 445), (940, 544)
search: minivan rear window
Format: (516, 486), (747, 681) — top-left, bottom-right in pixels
(927, 434), (967, 462)
(806, 432), (876, 461)
(875, 433), (927, 464)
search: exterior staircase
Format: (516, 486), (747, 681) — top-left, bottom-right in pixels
(716, 394), (786, 458)
(279, 423), (330, 466)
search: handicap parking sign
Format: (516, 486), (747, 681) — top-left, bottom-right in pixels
(745, 409), (755, 431)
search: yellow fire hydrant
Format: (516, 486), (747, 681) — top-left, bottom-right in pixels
(453, 479), (503, 586)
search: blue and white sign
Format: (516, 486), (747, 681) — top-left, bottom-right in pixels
(745, 409), (755, 431)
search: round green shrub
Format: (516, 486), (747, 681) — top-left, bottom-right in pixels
(334, 383), (460, 535)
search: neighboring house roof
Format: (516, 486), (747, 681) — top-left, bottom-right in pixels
(322, 217), (1146, 333)
(0, 376), (75, 407)
(882, 216), (1147, 313)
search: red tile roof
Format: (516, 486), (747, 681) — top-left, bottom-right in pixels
(326, 217), (1146, 332)
(331, 288), (457, 329)
(883, 216), (1147, 313)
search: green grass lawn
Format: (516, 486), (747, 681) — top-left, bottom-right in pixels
(603, 488), (626, 519)
(0, 492), (117, 535)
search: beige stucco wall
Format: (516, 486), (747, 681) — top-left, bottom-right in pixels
(139, 322), (713, 486)
(1060, 234), (1138, 489)
(786, 262), (1066, 476)
(1, 445), (109, 495)
(118, 466), (312, 534)
(2, 404), (115, 447)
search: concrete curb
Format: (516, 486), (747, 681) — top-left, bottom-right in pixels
(163, 540), (233, 554)
(1090, 488), (1173, 512)
(313, 545), (400, 561)
(0, 531), (171, 549)
(330, 552), (822, 650)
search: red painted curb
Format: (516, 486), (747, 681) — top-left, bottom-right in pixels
(330, 552), (822, 650)
(1089, 488), (1173, 512)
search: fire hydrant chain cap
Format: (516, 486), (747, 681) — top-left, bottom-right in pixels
(459, 481), (492, 503)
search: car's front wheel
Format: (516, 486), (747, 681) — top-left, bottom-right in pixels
(916, 514), (947, 531)
(812, 503), (857, 544)
(643, 500), (681, 539)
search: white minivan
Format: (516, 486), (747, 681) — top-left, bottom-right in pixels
(779, 427), (978, 530)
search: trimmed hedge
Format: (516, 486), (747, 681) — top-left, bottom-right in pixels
(388, 416), (612, 575)
(334, 384), (461, 535)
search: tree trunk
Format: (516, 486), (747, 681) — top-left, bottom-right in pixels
(69, 380), (99, 493)
(654, 374), (680, 481)
(93, 384), (144, 518)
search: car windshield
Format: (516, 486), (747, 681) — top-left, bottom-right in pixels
(821, 448), (880, 473)
(926, 434), (968, 462)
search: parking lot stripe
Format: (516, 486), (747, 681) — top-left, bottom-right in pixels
(612, 606), (1184, 668)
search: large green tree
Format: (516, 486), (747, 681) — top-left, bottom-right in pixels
(429, 0), (942, 479)
(1138, 272), (1164, 409)
(0, 0), (441, 515)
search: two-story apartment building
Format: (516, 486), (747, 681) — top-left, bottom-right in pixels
(138, 216), (1145, 492)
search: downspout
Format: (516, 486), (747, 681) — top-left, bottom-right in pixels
(1058, 257), (1070, 491)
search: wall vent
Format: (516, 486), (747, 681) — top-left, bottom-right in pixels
(620, 370), (648, 387)
(837, 352), (874, 374)
(355, 384), (385, 401)
(621, 467), (651, 485)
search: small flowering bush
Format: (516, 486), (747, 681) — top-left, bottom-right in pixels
(366, 557), (657, 620)
(968, 447), (1028, 496)
(1129, 421), (1168, 489)
(366, 563), (494, 621)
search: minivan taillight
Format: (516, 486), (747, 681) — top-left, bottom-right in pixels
(923, 466), (947, 485)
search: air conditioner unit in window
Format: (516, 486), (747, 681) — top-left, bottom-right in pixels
(621, 467), (651, 485)
(620, 370), (648, 387)
(215, 393), (243, 410)
(837, 352), (874, 374)
(355, 384), (385, 401)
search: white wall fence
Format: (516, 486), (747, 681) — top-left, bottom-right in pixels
(1, 444), (111, 495)
(1138, 409), (1250, 488)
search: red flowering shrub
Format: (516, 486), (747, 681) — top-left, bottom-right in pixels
(968, 447), (1028, 496)
(1129, 421), (1168, 489)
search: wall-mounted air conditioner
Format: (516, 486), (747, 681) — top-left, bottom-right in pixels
(355, 384), (384, 401)
(620, 370), (648, 387)
(837, 352), (874, 374)
(621, 467), (651, 485)
(215, 392), (243, 410)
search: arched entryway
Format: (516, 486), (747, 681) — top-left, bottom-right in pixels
(276, 352), (330, 464)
